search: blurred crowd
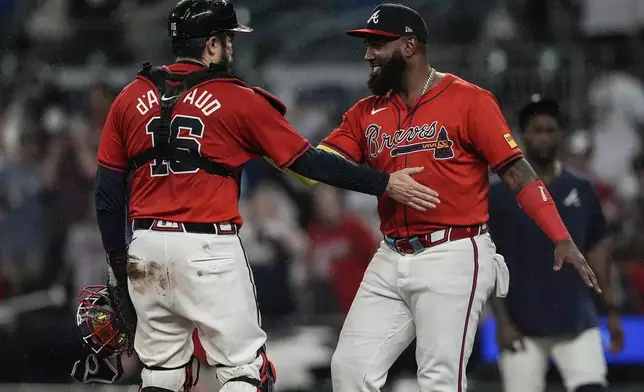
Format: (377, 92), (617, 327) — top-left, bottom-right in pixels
(0, 0), (642, 387)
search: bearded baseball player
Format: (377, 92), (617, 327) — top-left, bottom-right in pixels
(289, 4), (602, 392)
(90, 1), (441, 391)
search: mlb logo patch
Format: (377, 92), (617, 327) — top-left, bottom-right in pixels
(503, 133), (518, 148)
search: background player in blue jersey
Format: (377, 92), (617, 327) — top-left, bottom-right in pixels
(488, 97), (625, 392)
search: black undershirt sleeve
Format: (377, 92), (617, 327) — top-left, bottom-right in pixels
(94, 165), (129, 255)
(287, 147), (389, 196)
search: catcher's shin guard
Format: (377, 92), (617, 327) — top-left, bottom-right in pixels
(140, 356), (200, 392)
(223, 350), (276, 392)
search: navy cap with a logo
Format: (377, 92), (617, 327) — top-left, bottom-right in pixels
(346, 3), (428, 43)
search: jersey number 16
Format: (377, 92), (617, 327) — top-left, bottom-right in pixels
(145, 115), (205, 177)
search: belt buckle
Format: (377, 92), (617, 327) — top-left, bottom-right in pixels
(386, 237), (405, 254)
(395, 240), (405, 254)
(408, 237), (425, 254)
(151, 220), (183, 232)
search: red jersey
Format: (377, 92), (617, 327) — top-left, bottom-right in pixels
(97, 62), (311, 225)
(320, 74), (522, 238)
(308, 215), (377, 312)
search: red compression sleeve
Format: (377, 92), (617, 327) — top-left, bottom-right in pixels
(516, 180), (571, 243)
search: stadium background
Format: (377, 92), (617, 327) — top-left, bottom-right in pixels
(0, 0), (643, 391)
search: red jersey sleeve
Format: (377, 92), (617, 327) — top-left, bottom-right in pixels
(243, 91), (311, 168)
(467, 90), (523, 172)
(97, 97), (128, 172)
(319, 104), (363, 163)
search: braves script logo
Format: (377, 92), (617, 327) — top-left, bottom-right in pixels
(365, 121), (455, 159)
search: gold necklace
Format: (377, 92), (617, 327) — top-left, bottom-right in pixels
(422, 67), (436, 95)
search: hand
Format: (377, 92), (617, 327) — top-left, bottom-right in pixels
(385, 167), (440, 212)
(553, 238), (601, 294)
(607, 311), (624, 354)
(496, 319), (525, 353)
(106, 252), (137, 355)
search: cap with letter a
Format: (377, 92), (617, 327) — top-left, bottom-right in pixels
(346, 3), (428, 43)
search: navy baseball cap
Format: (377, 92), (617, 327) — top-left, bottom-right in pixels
(346, 3), (428, 43)
(518, 95), (561, 131)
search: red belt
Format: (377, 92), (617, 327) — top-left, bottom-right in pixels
(385, 224), (488, 255)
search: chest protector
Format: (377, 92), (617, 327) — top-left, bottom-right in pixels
(130, 62), (287, 177)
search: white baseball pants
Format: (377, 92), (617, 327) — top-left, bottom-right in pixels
(127, 228), (267, 392)
(331, 232), (505, 392)
(499, 327), (608, 392)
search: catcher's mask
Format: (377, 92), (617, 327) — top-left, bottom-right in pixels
(76, 285), (131, 357)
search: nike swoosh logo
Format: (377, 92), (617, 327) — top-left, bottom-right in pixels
(371, 107), (387, 115)
(160, 95), (178, 101)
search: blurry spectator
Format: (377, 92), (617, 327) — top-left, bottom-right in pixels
(0, 133), (46, 296)
(239, 181), (308, 327)
(41, 85), (107, 283)
(512, 0), (581, 43)
(64, 198), (105, 302)
(86, 81), (114, 132)
(307, 185), (378, 315)
(620, 154), (644, 251)
(1, 78), (66, 161)
(26, 0), (74, 61)
(68, 0), (132, 64)
(565, 130), (621, 225)
(121, 0), (177, 65)
(42, 117), (96, 220)
(588, 45), (644, 195)
(287, 90), (332, 144)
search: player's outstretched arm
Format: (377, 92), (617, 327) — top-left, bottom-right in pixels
(263, 145), (357, 188)
(497, 158), (600, 292)
(287, 147), (440, 212)
(263, 156), (320, 187)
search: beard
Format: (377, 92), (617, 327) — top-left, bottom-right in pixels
(213, 52), (232, 72)
(368, 51), (407, 96)
(211, 36), (233, 72)
(526, 145), (557, 167)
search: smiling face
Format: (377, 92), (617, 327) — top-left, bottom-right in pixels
(364, 37), (409, 96)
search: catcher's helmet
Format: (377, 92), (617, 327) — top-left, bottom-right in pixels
(168, 0), (253, 39)
(75, 285), (130, 357)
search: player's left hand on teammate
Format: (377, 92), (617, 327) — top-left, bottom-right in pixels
(607, 311), (625, 353)
(386, 167), (440, 212)
(553, 238), (601, 293)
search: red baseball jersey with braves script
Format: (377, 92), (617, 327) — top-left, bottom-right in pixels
(320, 73), (523, 238)
(97, 62), (311, 225)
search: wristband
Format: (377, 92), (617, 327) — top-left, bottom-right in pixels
(516, 180), (571, 243)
